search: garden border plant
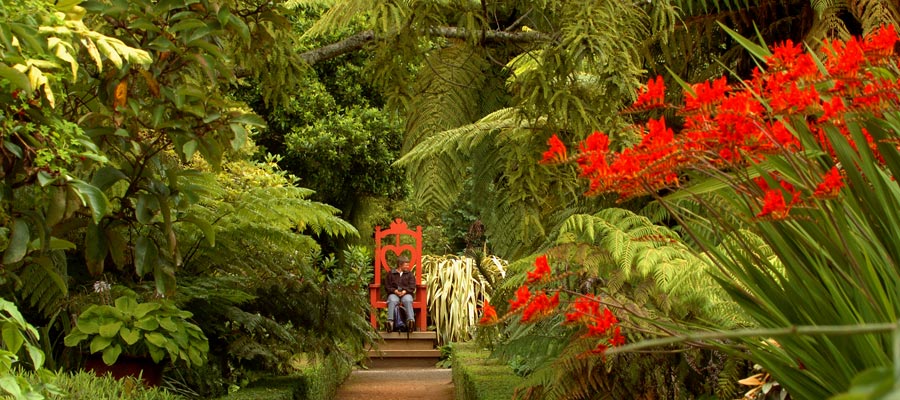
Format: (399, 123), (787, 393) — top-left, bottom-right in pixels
(508, 23), (900, 399)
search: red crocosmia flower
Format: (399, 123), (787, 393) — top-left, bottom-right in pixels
(590, 342), (608, 355)
(608, 326), (626, 347)
(586, 308), (618, 337)
(683, 77), (731, 114)
(862, 24), (898, 57)
(509, 286), (531, 311)
(819, 96), (846, 123)
(526, 255), (552, 283)
(813, 166), (844, 199)
(478, 301), (498, 325)
(521, 291), (559, 322)
(541, 134), (568, 164)
(757, 189), (790, 219)
(565, 294), (600, 324)
(629, 75), (667, 111)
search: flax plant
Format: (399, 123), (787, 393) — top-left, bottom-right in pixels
(423, 255), (506, 345)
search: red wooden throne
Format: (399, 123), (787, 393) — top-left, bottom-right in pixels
(368, 218), (428, 332)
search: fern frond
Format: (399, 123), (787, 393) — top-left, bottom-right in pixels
(301, 0), (376, 39)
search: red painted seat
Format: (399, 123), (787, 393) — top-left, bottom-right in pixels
(369, 218), (427, 332)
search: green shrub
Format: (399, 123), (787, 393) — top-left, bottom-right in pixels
(22, 370), (181, 399)
(296, 351), (353, 400)
(218, 351), (353, 400)
(452, 342), (523, 400)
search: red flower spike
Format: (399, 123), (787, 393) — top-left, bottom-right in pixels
(757, 189), (790, 219)
(608, 326), (626, 347)
(813, 166), (844, 199)
(509, 286), (531, 311)
(479, 301), (498, 325)
(629, 75), (667, 111)
(521, 291), (559, 322)
(541, 134), (568, 164)
(526, 255), (552, 283)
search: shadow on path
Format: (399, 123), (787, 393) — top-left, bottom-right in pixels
(334, 368), (454, 400)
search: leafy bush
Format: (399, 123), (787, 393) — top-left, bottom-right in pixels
(218, 351), (352, 400)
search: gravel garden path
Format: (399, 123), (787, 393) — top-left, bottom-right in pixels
(334, 367), (454, 400)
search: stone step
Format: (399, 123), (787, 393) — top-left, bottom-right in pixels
(378, 331), (437, 340)
(367, 349), (443, 358)
(374, 339), (436, 351)
(364, 357), (442, 369)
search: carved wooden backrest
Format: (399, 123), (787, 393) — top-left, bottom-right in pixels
(373, 218), (423, 287)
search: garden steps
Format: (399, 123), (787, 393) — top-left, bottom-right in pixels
(366, 331), (441, 369)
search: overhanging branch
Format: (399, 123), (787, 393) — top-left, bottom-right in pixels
(298, 27), (550, 65)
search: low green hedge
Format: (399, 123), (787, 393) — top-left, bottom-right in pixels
(219, 352), (352, 400)
(452, 342), (523, 400)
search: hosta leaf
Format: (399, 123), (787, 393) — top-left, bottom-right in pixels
(119, 327), (140, 345)
(98, 321), (122, 338)
(102, 344), (122, 365)
(89, 335), (112, 353)
(144, 332), (167, 347)
(64, 331), (89, 347)
(135, 317), (159, 331)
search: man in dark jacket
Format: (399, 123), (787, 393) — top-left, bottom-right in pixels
(385, 256), (416, 332)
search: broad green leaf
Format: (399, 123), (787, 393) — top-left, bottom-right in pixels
(135, 317), (159, 331)
(98, 321), (123, 338)
(182, 140), (198, 160)
(0, 64), (31, 92)
(229, 123), (247, 150)
(133, 302), (161, 319)
(113, 295), (138, 313)
(135, 193), (158, 224)
(45, 186), (67, 226)
(2, 324), (25, 354)
(102, 344), (122, 365)
(63, 331), (88, 347)
(89, 335), (112, 353)
(229, 113), (265, 126)
(0, 375), (23, 398)
(147, 345), (165, 363)
(69, 179), (109, 223)
(2, 218), (30, 265)
(90, 166), (128, 190)
(84, 222), (107, 276)
(119, 327), (140, 345)
(144, 332), (167, 347)
(74, 318), (99, 335)
(105, 228), (127, 268)
(2, 140), (23, 159)
(157, 317), (177, 332)
(25, 343), (44, 369)
(135, 236), (158, 278)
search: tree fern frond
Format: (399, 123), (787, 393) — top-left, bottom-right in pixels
(18, 252), (67, 319)
(848, 0), (900, 34)
(301, 0), (377, 39)
(396, 107), (520, 167)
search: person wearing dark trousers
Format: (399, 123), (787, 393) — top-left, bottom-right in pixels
(385, 256), (416, 332)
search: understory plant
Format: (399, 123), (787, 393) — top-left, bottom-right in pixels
(64, 293), (208, 367)
(536, 24), (900, 399)
(423, 254), (506, 345)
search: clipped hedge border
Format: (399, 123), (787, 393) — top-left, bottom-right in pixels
(219, 352), (352, 400)
(452, 342), (523, 400)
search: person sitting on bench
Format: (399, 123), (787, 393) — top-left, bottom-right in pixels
(385, 256), (416, 332)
